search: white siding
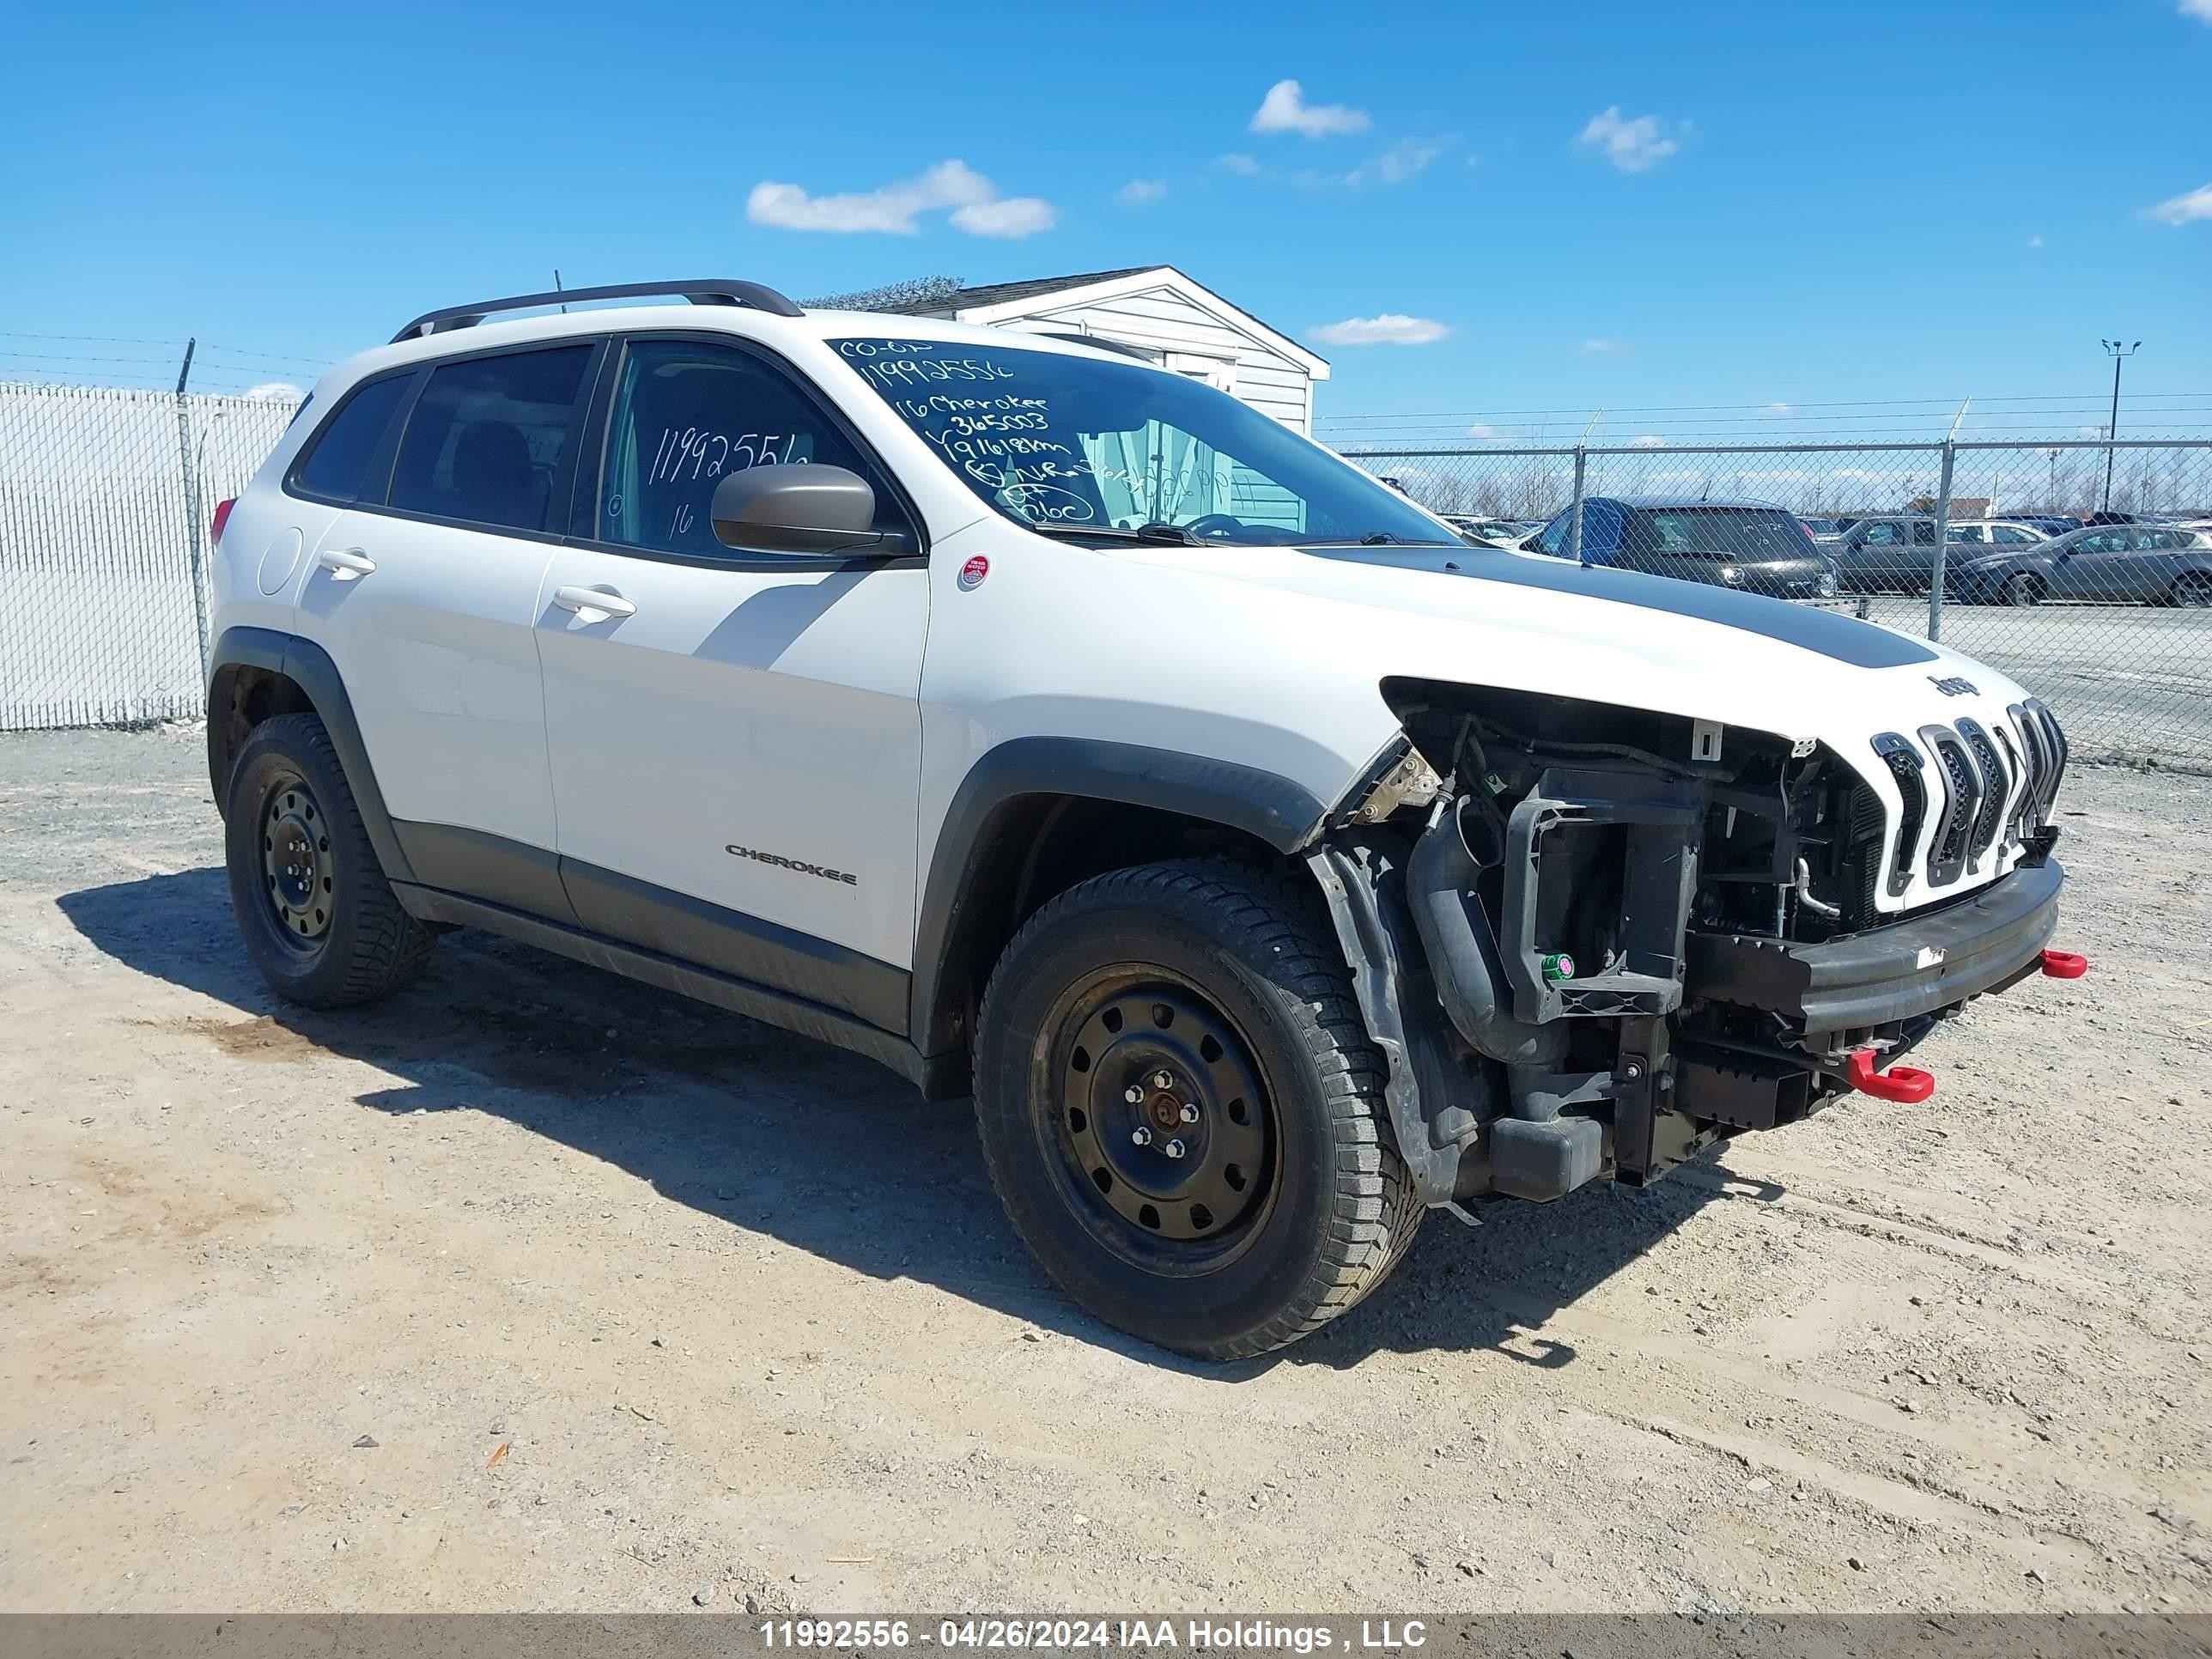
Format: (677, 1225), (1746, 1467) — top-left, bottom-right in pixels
(963, 283), (1317, 434)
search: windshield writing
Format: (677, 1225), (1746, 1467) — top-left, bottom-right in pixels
(833, 337), (1452, 547)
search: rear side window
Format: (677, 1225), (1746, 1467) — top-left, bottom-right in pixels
(292, 374), (411, 504)
(1622, 507), (1814, 561)
(389, 346), (594, 532)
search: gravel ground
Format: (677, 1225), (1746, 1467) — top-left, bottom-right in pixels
(2, 726), (2209, 1615)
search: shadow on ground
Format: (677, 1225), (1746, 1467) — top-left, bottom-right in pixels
(56, 866), (1743, 1374)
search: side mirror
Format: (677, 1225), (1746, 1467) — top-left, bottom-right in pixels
(710, 463), (911, 556)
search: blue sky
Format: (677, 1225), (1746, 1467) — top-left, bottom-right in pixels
(3, 0), (2207, 439)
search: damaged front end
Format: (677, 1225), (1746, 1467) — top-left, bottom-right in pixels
(1306, 679), (2073, 1213)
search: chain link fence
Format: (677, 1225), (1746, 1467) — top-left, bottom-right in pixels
(4, 384), (2209, 770)
(1, 383), (300, 730)
(1352, 437), (2212, 769)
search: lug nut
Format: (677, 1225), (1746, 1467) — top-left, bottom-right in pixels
(1164, 1138), (1187, 1159)
(1151, 1070), (1174, 1091)
(1178, 1103), (1200, 1123)
(1124, 1085), (1145, 1104)
(1130, 1127), (1152, 1147)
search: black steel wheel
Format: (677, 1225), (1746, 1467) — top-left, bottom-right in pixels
(225, 712), (435, 1007)
(973, 860), (1421, 1360)
(1048, 976), (1278, 1263)
(2002, 572), (2046, 607)
(259, 772), (337, 951)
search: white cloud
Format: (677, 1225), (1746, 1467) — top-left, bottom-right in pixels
(1116, 179), (1166, 206)
(2185, 0), (2212, 21)
(1581, 337), (1630, 356)
(1467, 422), (1498, 439)
(2146, 182), (2212, 225)
(1310, 313), (1451, 347)
(950, 196), (1055, 238)
(1576, 106), (1680, 173)
(244, 380), (304, 402)
(2026, 234), (2045, 248)
(746, 160), (1053, 237)
(1346, 137), (1444, 188)
(1628, 434), (1666, 448)
(1761, 401), (1792, 416)
(1250, 79), (1370, 138)
(1216, 152), (1262, 176)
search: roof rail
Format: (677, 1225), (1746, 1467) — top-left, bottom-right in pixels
(390, 279), (804, 343)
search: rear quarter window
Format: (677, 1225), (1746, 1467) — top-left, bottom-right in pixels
(289, 374), (415, 504)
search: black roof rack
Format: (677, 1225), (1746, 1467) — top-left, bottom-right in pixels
(390, 279), (803, 344)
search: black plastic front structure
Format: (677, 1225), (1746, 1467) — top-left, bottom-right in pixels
(1499, 767), (1700, 1023)
(1682, 858), (2062, 1037)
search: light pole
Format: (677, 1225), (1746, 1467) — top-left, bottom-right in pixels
(2100, 338), (2140, 512)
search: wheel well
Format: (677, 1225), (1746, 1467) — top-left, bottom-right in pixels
(926, 795), (1296, 1076)
(209, 664), (318, 814)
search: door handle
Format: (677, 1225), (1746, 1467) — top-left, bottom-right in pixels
(317, 548), (376, 580)
(552, 584), (637, 622)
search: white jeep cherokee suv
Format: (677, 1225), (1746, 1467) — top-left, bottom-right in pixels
(206, 279), (2084, 1358)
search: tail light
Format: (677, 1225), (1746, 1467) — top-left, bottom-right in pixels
(210, 497), (236, 544)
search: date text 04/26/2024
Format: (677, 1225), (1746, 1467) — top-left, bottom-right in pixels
(757, 1620), (1429, 1650)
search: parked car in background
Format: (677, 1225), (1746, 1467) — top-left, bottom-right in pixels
(1828, 515), (1942, 593)
(1945, 520), (2051, 548)
(2002, 514), (2087, 538)
(1950, 523), (2212, 607)
(1443, 515), (1530, 547)
(1800, 516), (1857, 539)
(1529, 497), (1837, 599)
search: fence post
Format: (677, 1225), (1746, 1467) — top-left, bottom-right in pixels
(1927, 438), (1954, 641)
(1565, 444), (1588, 564)
(172, 342), (212, 684)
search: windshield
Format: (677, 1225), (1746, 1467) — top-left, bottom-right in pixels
(1620, 507), (1818, 562)
(830, 336), (1455, 546)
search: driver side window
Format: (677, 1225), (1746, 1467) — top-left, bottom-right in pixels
(598, 338), (895, 559)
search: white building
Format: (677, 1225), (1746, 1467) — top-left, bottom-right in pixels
(884, 265), (1331, 435)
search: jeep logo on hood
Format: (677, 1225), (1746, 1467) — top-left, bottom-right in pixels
(1929, 675), (1978, 696)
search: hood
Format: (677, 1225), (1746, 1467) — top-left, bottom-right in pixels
(1105, 537), (2049, 918)
(1121, 539), (2027, 748)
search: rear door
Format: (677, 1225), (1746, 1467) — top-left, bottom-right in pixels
(2047, 528), (2129, 599)
(533, 332), (928, 1023)
(294, 339), (603, 914)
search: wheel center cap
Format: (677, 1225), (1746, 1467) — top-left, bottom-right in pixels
(1146, 1092), (1185, 1133)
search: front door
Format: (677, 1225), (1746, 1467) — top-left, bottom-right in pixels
(295, 340), (602, 914)
(535, 334), (928, 1029)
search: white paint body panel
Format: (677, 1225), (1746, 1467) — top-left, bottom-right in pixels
(534, 550), (927, 967)
(293, 512), (560, 848)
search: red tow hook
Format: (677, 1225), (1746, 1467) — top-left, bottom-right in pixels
(2041, 949), (2089, 979)
(1846, 1049), (1936, 1103)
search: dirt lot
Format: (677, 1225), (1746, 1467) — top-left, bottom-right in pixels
(3, 726), (2209, 1616)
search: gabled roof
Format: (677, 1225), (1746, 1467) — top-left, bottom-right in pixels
(884, 264), (1329, 380)
(888, 267), (1158, 313)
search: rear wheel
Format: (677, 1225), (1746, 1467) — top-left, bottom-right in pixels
(225, 713), (435, 1007)
(2002, 572), (2047, 608)
(2168, 572), (2212, 608)
(973, 860), (1420, 1360)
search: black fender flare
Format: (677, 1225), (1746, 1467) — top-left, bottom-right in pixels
(205, 626), (417, 886)
(907, 736), (1328, 1060)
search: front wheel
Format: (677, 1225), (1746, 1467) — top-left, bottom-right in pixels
(2002, 572), (2047, 608)
(973, 860), (1420, 1360)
